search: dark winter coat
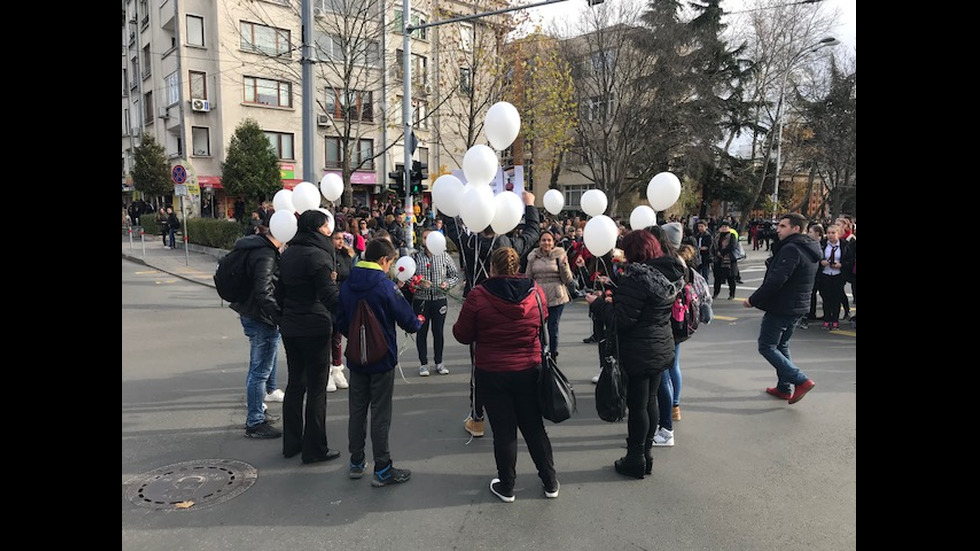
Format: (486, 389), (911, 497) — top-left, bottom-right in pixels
(229, 234), (282, 327)
(334, 261), (422, 373)
(453, 275), (546, 373)
(748, 233), (822, 316)
(590, 256), (685, 377)
(276, 231), (340, 338)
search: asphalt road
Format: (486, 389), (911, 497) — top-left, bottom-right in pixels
(122, 237), (856, 551)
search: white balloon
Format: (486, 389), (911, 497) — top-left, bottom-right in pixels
(629, 205), (657, 230)
(269, 210), (298, 243)
(543, 189), (564, 215)
(273, 189), (295, 213)
(580, 189), (608, 217)
(583, 215), (618, 257)
(646, 172), (681, 211)
(463, 145), (499, 186)
(394, 256), (417, 282)
(459, 184), (496, 232)
(490, 191), (525, 235)
(319, 173), (344, 202)
(425, 230), (447, 255)
(484, 101), (521, 151)
(291, 181), (321, 213)
(315, 208), (335, 234)
(431, 174), (464, 217)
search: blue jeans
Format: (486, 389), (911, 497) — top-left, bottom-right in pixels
(167, 227), (177, 248)
(657, 342), (682, 431)
(240, 315), (281, 427)
(546, 304), (564, 356)
(757, 312), (809, 394)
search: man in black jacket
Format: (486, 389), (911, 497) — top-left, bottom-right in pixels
(743, 213), (822, 405)
(230, 227), (285, 438)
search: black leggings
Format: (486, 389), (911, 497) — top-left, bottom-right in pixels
(713, 266), (736, 297)
(625, 370), (663, 448)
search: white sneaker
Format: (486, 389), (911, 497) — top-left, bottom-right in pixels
(419, 365), (430, 377)
(265, 389), (285, 402)
(591, 372), (601, 384)
(331, 365), (349, 389)
(651, 426), (674, 447)
(327, 374), (337, 392)
(436, 363), (449, 375)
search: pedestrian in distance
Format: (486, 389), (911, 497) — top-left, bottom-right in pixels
(233, 225), (285, 439)
(335, 237), (423, 487)
(816, 224), (853, 331)
(411, 229), (460, 377)
(799, 223), (824, 329)
(157, 205), (169, 247)
(165, 205), (180, 249)
(327, 229), (354, 392)
(453, 247), (559, 502)
(692, 220), (713, 285)
(587, 230), (684, 479)
(277, 209), (343, 463)
(523, 230), (575, 361)
(743, 213), (821, 405)
(710, 220), (738, 299)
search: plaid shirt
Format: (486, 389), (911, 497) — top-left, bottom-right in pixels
(410, 250), (460, 301)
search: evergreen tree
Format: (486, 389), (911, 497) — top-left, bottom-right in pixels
(132, 133), (172, 201)
(221, 118), (282, 214)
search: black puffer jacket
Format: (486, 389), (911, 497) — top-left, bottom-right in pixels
(591, 256), (685, 376)
(748, 233), (822, 315)
(277, 231), (340, 338)
(229, 234), (282, 327)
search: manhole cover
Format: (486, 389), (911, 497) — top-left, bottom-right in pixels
(124, 459), (257, 511)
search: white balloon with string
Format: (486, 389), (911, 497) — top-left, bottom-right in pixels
(292, 181), (321, 213)
(629, 205), (656, 230)
(463, 145), (499, 186)
(425, 230), (447, 255)
(646, 172), (681, 211)
(273, 189), (295, 213)
(490, 191), (524, 234)
(459, 184), (496, 232)
(484, 101), (521, 151)
(581, 189), (608, 217)
(269, 210), (298, 243)
(431, 174), (464, 217)
(394, 256), (417, 282)
(543, 189), (564, 215)
(319, 173), (344, 202)
(583, 214), (618, 257)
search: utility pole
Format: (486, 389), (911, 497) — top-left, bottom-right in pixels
(301, 0), (316, 183)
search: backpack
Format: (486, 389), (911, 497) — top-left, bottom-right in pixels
(345, 299), (388, 366)
(690, 268), (713, 324)
(670, 275), (700, 343)
(214, 248), (252, 303)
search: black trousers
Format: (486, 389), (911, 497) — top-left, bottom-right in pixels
(625, 370), (664, 448)
(413, 298), (447, 365)
(282, 334), (332, 461)
(347, 368), (395, 467)
(819, 272), (846, 323)
(713, 265), (736, 297)
(476, 367), (557, 493)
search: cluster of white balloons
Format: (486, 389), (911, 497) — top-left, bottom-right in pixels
(267, 173), (346, 244)
(430, 101), (525, 235)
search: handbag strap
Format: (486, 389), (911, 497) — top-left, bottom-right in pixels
(534, 291), (549, 351)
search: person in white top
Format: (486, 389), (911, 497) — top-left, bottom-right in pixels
(817, 225), (853, 330)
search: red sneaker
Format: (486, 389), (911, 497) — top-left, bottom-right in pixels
(831, 322), (840, 330)
(766, 387), (792, 400)
(789, 379), (816, 404)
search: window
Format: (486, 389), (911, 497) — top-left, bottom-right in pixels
(265, 131), (295, 160)
(143, 90), (153, 124)
(591, 49), (616, 73)
(241, 21), (291, 58)
(325, 137), (374, 169)
(130, 56), (139, 89)
(395, 49), (427, 87)
(325, 88), (373, 122)
(244, 76), (292, 107)
(191, 126), (210, 156)
(564, 184), (588, 210)
(189, 71), (207, 100)
(394, 9), (428, 40)
(141, 44), (151, 78)
(186, 15), (204, 47)
(459, 23), (473, 52)
(315, 32), (379, 66)
(122, 68), (128, 96)
(585, 94), (616, 121)
(317, 0), (380, 17)
(165, 71), (179, 106)
(459, 67), (472, 94)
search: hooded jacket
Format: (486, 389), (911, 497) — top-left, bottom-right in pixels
(276, 231), (340, 338)
(334, 261), (422, 373)
(453, 275), (546, 373)
(748, 232), (822, 315)
(229, 233), (281, 327)
(590, 256), (685, 376)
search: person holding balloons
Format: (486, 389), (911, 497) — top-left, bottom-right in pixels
(410, 229), (460, 377)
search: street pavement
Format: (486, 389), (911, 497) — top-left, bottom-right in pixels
(122, 229), (856, 551)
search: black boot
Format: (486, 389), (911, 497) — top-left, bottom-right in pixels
(644, 440), (654, 475)
(614, 444), (646, 479)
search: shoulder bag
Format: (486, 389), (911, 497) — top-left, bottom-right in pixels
(534, 292), (576, 423)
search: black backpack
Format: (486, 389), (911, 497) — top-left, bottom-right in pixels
(214, 248), (252, 303)
(345, 299), (388, 366)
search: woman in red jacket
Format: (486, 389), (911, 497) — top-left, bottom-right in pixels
(453, 247), (560, 503)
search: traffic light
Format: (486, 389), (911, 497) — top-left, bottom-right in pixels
(409, 160), (428, 196)
(388, 164), (405, 197)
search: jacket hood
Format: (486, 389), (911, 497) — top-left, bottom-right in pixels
(624, 257), (684, 298)
(345, 264), (391, 295)
(234, 233), (278, 253)
(482, 276), (538, 320)
(287, 230), (332, 252)
(777, 233), (822, 262)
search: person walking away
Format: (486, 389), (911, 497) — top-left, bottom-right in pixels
(587, 230), (684, 478)
(277, 210), (342, 463)
(441, 191), (540, 438)
(710, 221), (737, 299)
(165, 205), (180, 249)
(327, 229), (354, 392)
(743, 213), (821, 404)
(816, 224), (853, 330)
(335, 238), (423, 486)
(453, 247), (559, 501)
(523, 231), (575, 361)
(232, 226), (285, 439)
(411, 229), (460, 377)
(692, 220), (713, 285)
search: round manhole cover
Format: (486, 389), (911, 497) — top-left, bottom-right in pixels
(125, 459), (257, 511)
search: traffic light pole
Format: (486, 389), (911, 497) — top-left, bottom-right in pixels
(400, 0), (573, 251)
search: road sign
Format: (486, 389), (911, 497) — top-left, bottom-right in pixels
(174, 184), (188, 197)
(172, 165), (188, 184)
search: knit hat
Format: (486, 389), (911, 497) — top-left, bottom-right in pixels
(662, 222), (684, 249)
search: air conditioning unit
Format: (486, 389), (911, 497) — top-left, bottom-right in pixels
(423, 83), (433, 95)
(158, 107), (170, 119)
(317, 114), (332, 127)
(191, 98), (210, 112)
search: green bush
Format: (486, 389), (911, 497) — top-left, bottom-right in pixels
(186, 217), (243, 250)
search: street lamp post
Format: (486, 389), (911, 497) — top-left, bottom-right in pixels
(771, 36), (839, 220)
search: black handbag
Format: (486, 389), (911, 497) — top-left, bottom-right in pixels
(534, 293), (576, 423)
(595, 322), (627, 422)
